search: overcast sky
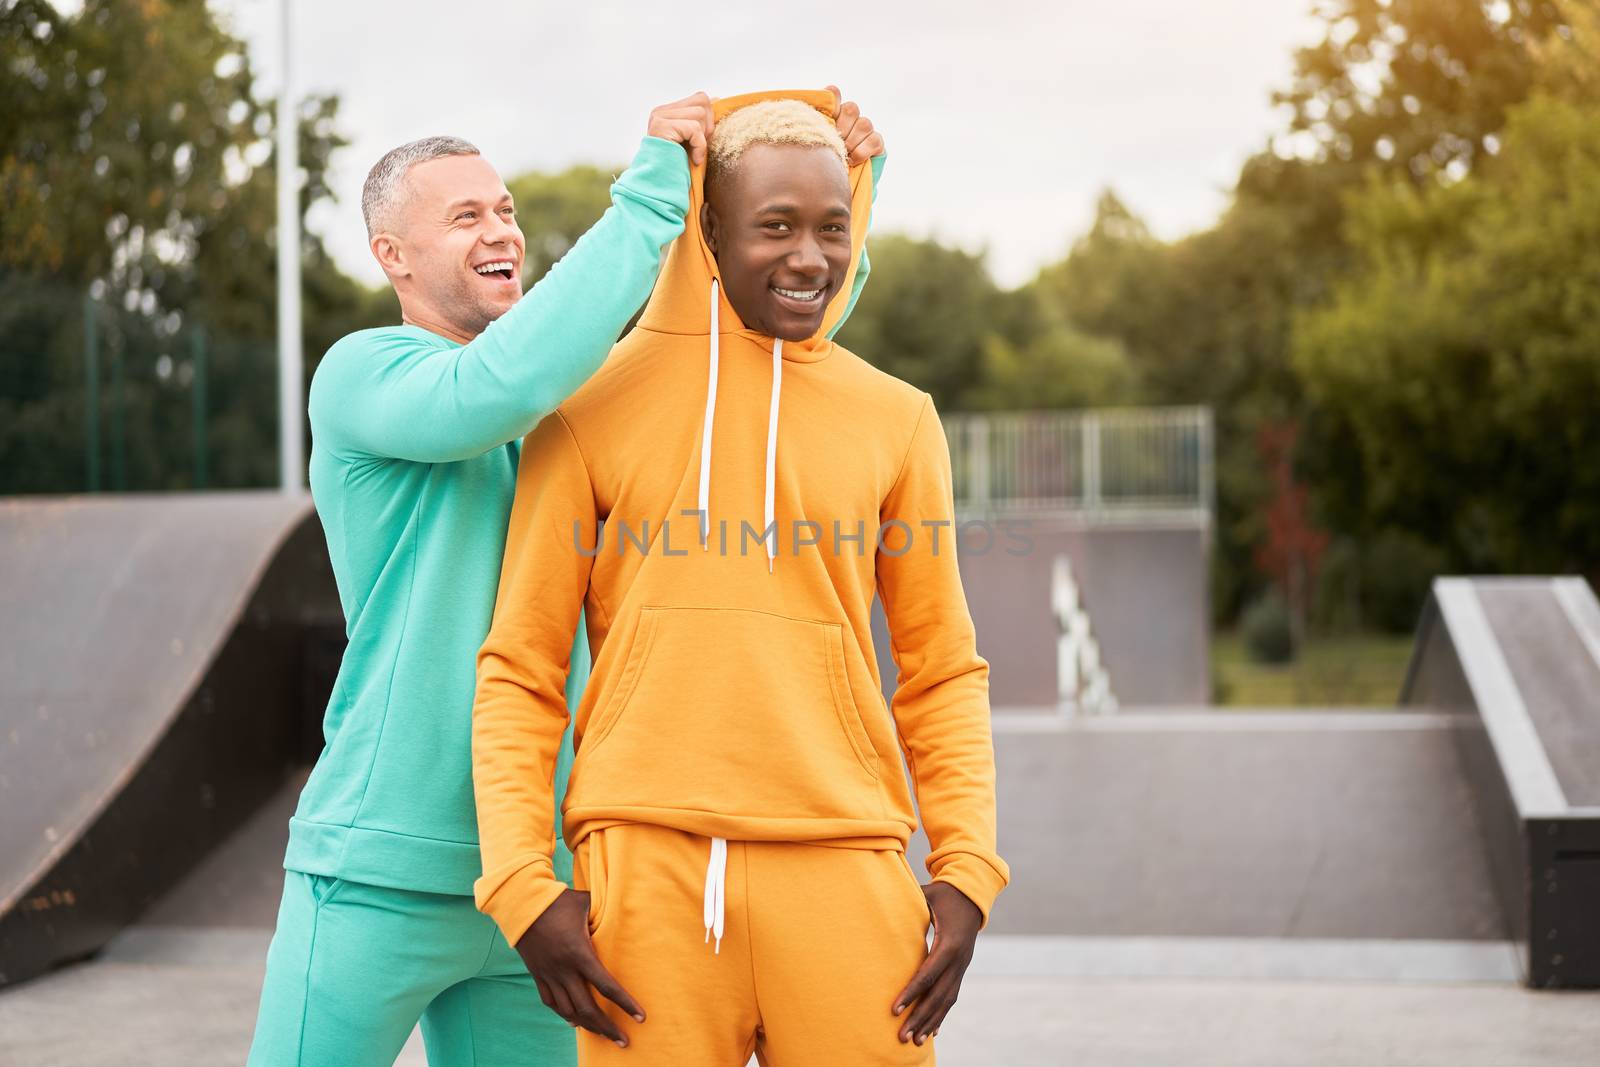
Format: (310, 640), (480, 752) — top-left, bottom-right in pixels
(213, 0), (1324, 288)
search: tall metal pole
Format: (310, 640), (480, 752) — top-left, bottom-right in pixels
(276, 0), (304, 491)
(84, 293), (101, 492)
(191, 325), (208, 490)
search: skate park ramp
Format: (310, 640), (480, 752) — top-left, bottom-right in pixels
(0, 493), (342, 988)
(3, 489), (1599, 1062)
(901, 575), (1600, 990)
(1400, 577), (1600, 988)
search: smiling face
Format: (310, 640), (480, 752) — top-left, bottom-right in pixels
(702, 142), (853, 342)
(369, 154), (525, 342)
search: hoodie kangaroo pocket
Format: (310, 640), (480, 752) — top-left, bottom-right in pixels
(575, 606), (884, 822)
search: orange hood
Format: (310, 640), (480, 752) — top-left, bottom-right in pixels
(635, 88), (879, 570)
(635, 88), (877, 354)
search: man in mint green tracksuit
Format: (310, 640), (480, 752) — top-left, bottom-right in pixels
(246, 91), (884, 1066)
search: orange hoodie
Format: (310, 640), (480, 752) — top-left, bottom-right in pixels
(472, 89), (1008, 946)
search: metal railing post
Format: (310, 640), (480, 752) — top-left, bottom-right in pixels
(969, 415), (990, 515)
(1082, 412), (1102, 513)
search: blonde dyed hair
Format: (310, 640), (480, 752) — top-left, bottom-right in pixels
(707, 100), (846, 183)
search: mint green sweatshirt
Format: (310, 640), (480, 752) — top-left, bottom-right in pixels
(290, 135), (881, 896)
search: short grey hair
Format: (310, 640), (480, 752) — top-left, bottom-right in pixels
(361, 135), (480, 236)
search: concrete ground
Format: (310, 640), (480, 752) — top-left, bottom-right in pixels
(2, 929), (1598, 1066)
(7, 708), (1600, 1063)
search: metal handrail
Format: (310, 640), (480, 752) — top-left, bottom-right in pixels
(945, 406), (1213, 522)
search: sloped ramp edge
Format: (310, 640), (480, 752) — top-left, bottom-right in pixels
(0, 493), (342, 987)
(1401, 576), (1600, 989)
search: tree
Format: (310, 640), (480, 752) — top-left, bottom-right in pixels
(506, 164), (617, 285)
(965, 288), (1136, 411)
(1274, 0), (1571, 179)
(0, 0), (393, 492)
(1293, 88), (1600, 580)
(1254, 420), (1329, 652)
(833, 234), (1003, 411)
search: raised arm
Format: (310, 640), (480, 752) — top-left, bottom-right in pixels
(313, 96), (715, 463)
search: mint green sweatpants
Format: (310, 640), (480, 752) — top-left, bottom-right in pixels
(246, 870), (572, 1066)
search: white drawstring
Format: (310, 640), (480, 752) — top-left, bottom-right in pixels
(697, 281), (721, 549)
(763, 340), (782, 571)
(703, 835), (727, 953)
(696, 279), (783, 570)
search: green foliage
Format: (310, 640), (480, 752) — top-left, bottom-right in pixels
(833, 235), (1000, 410)
(1274, 0), (1568, 177)
(1240, 590), (1295, 664)
(1295, 91), (1600, 577)
(835, 234), (1137, 412)
(1025, 0), (1589, 627)
(0, 0), (395, 492)
(506, 164), (617, 284)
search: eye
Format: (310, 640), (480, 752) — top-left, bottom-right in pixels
(762, 220), (791, 232)
(455, 211), (477, 221)
(499, 206), (515, 217)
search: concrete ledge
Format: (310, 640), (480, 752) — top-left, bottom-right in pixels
(971, 935), (1521, 984)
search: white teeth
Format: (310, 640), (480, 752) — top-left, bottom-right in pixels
(475, 261), (514, 275)
(773, 286), (822, 301)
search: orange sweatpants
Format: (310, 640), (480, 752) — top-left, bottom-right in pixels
(573, 823), (936, 1066)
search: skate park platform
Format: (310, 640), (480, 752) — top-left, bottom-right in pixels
(0, 493), (342, 988)
(3, 493), (1599, 1063)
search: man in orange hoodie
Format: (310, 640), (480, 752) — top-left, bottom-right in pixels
(473, 91), (1006, 1065)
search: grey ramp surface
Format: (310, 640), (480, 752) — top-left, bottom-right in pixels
(138, 769), (307, 929)
(1476, 581), (1600, 806)
(872, 519), (1211, 710)
(0, 492), (317, 912)
(910, 712), (1505, 940)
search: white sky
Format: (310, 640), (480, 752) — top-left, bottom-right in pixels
(213, 0), (1325, 288)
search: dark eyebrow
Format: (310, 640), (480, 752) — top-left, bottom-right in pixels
(755, 202), (850, 218)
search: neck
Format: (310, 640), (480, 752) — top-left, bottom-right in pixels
(400, 310), (476, 345)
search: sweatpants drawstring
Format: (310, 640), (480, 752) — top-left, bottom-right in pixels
(703, 836), (727, 953)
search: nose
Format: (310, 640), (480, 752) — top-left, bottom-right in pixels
(786, 234), (828, 279)
(484, 211), (521, 249)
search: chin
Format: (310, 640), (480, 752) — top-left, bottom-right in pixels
(776, 317), (825, 342)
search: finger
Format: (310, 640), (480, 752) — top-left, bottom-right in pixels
(583, 956), (646, 1023)
(920, 995), (957, 1043)
(896, 942), (959, 1026)
(835, 100), (860, 142)
(545, 978), (579, 1027)
(892, 954), (939, 1015)
(825, 84), (842, 115)
(534, 975), (555, 1011)
(659, 118), (710, 164)
(662, 102), (714, 131)
(919, 960), (969, 1040)
(916, 977), (961, 1042)
(661, 91), (711, 110)
(844, 120), (883, 164)
(856, 131), (886, 163)
(902, 970), (958, 1043)
(846, 118), (875, 155)
(565, 979), (628, 1046)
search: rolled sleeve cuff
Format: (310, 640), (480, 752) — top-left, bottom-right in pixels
(474, 859), (569, 947)
(930, 853), (1010, 928)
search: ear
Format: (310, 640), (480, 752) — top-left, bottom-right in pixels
(370, 232), (409, 281)
(700, 202), (719, 257)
